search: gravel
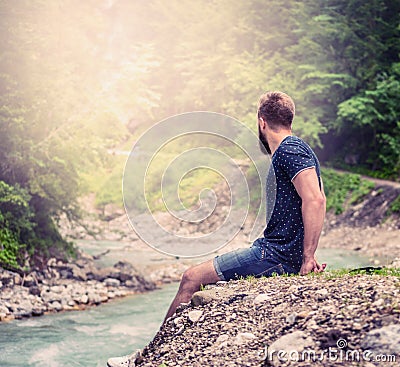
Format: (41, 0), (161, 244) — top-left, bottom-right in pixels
(137, 273), (399, 367)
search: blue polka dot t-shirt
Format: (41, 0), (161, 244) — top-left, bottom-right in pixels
(258, 135), (321, 271)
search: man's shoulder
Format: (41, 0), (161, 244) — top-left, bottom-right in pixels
(282, 136), (310, 149)
(275, 136), (312, 157)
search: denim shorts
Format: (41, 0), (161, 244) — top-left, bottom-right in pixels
(213, 241), (298, 281)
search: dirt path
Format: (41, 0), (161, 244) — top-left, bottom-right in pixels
(332, 168), (400, 188)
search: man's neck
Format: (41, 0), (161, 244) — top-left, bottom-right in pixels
(268, 130), (292, 155)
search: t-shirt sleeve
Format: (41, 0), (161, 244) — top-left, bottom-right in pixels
(275, 141), (316, 181)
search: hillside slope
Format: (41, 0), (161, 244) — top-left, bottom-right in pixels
(134, 271), (399, 367)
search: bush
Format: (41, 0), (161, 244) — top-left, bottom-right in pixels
(0, 180), (76, 272)
(322, 168), (375, 214)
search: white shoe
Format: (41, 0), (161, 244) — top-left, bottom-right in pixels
(107, 350), (141, 367)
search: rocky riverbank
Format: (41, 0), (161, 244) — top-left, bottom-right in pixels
(0, 253), (155, 322)
(133, 271), (400, 367)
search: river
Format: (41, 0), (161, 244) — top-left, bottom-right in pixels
(0, 243), (373, 367)
(0, 283), (178, 367)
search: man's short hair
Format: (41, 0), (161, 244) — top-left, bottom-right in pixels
(257, 91), (295, 130)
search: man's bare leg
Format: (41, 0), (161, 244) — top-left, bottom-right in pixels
(164, 259), (221, 323)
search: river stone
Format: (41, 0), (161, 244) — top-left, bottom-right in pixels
(48, 301), (63, 311)
(29, 286), (41, 296)
(0, 271), (13, 286)
(41, 291), (62, 303)
(124, 279), (139, 288)
(50, 285), (64, 293)
(88, 292), (102, 304)
(315, 288), (329, 300)
(215, 334), (230, 345)
(14, 300), (33, 318)
(32, 306), (45, 316)
(104, 278), (120, 287)
(360, 324), (400, 355)
(268, 331), (313, 366)
(288, 285), (298, 292)
(234, 332), (257, 345)
(23, 275), (36, 287)
(253, 293), (271, 307)
(88, 267), (112, 282)
(173, 316), (184, 326)
(114, 261), (136, 273)
(14, 274), (22, 285)
(286, 312), (297, 325)
(188, 310), (203, 323)
(80, 294), (89, 304)
(191, 288), (234, 307)
(71, 265), (87, 281)
(372, 298), (385, 307)
(0, 305), (9, 314)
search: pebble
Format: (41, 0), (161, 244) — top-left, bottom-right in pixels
(103, 278), (121, 287)
(234, 332), (257, 345)
(174, 317), (184, 326)
(191, 288), (234, 307)
(315, 288), (329, 300)
(253, 293), (270, 307)
(188, 310), (203, 323)
(268, 331), (313, 366)
(215, 334), (230, 344)
(285, 312), (297, 325)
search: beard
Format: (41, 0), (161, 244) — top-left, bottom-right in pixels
(258, 125), (271, 155)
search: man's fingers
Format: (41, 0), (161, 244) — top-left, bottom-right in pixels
(313, 262), (327, 273)
(301, 260), (327, 275)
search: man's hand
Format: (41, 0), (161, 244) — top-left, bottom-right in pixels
(300, 256), (327, 275)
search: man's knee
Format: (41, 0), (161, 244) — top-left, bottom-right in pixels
(181, 266), (198, 286)
(180, 260), (218, 291)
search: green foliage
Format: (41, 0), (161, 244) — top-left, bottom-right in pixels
(0, 180), (76, 271)
(0, 226), (23, 270)
(335, 63), (400, 177)
(322, 168), (375, 214)
(245, 275), (256, 283)
(0, 181), (31, 270)
(388, 196), (400, 215)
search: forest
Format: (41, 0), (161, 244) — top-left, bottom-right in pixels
(0, 0), (399, 271)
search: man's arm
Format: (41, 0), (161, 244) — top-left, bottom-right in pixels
(292, 167), (326, 275)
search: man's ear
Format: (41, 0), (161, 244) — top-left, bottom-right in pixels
(259, 117), (266, 130)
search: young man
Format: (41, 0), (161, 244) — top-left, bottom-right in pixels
(107, 91), (326, 367)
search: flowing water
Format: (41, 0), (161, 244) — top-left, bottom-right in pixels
(0, 283), (179, 367)
(0, 241), (374, 367)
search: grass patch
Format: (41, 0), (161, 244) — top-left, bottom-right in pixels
(322, 168), (375, 214)
(80, 154), (126, 209)
(388, 195), (400, 214)
(319, 267), (400, 278)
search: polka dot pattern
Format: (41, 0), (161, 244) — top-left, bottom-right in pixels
(260, 136), (321, 269)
